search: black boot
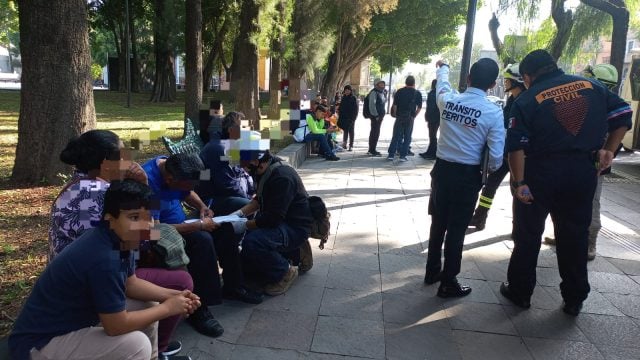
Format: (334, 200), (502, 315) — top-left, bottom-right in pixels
(468, 207), (489, 230)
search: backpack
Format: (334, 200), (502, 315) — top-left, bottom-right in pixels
(362, 90), (374, 118)
(308, 195), (330, 249)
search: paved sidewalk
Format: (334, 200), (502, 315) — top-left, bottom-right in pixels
(178, 114), (640, 360)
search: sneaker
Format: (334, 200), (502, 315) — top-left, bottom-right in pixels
(299, 240), (314, 272)
(187, 307), (224, 338)
(325, 155), (340, 161)
(335, 146), (344, 152)
(399, 157), (408, 162)
(264, 266), (299, 296)
(387, 156), (394, 161)
(372, 150), (382, 156)
(468, 208), (488, 230)
(160, 341), (182, 357)
(347, 146), (353, 151)
(407, 151), (415, 156)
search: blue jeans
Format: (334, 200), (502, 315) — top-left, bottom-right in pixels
(241, 223), (309, 283)
(387, 116), (414, 158)
(305, 133), (334, 157)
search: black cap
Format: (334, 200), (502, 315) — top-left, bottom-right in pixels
(520, 49), (557, 76)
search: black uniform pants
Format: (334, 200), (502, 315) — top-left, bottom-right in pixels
(425, 120), (439, 156)
(426, 159), (482, 284)
(508, 154), (596, 304)
(368, 116), (384, 152)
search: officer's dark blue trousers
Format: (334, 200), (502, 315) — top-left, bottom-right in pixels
(508, 154), (596, 304)
(241, 223), (309, 284)
(426, 159), (482, 284)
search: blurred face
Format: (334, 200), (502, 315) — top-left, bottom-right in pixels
(165, 174), (197, 191)
(376, 82), (385, 90)
(243, 159), (268, 177)
(105, 208), (153, 250)
(523, 74), (532, 89)
(344, 88), (351, 96)
(315, 109), (326, 119)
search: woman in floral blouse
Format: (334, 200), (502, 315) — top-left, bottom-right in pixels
(48, 129), (193, 357)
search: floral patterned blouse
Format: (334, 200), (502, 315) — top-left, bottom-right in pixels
(48, 174), (110, 261)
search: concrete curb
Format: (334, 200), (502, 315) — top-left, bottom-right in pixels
(275, 142), (308, 169)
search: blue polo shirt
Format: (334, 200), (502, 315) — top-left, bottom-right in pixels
(142, 156), (189, 224)
(9, 225), (134, 360)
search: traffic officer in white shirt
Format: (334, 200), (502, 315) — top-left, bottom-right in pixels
(424, 58), (505, 298)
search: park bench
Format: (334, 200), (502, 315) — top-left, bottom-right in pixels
(161, 118), (204, 155)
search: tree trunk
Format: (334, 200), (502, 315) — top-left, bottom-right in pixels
(549, 0), (574, 60)
(151, 0), (176, 102)
(129, 7), (141, 92)
(12, 0), (96, 184)
(321, 51), (341, 98)
(185, 0), (203, 125)
(202, 18), (229, 93)
(581, 0), (629, 90)
(117, 21), (127, 91)
(268, 55), (282, 119)
(230, 0), (261, 128)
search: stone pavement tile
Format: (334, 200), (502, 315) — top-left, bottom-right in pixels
(326, 264), (381, 292)
(381, 271), (432, 294)
(445, 278), (500, 304)
(575, 313), (640, 348)
(489, 282), (559, 310)
(330, 249), (380, 271)
(523, 338), (604, 360)
(379, 241), (425, 256)
(319, 288), (383, 321)
(504, 307), (589, 342)
(311, 316), (385, 359)
(299, 351), (370, 359)
(466, 242), (513, 262)
(230, 344), (302, 360)
(607, 258), (640, 275)
(444, 302), (518, 335)
(535, 267), (563, 287)
(332, 237), (379, 253)
(586, 256), (625, 274)
(382, 291), (448, 326)
(385, 321), (462, 360)
(237, 309), (316, 351)
(184, 339), (234, 360)
(474, 258), (510, 282)
(452, 330), (533, 360)
(632, 275), (640, 286)
(535, 248), (559, 269)
(257, 285), (325, 315)
(457, 258), (485, 280)
(379, 253), (425, 275)
(595, 344), (640, 360)
(601, 293), (640, 319)
(587, 272), (640, 295)
(297, 259), (330, 288)
(544, 287), (624, 316)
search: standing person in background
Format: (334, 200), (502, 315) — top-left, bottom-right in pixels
(468, 64), (526, 231)
(424, 58), (505, 298)
(387, 75), (423, 162)
(500, 50), (631, 316)
(338, 85), (358, 152)
(420, 79), (440, 160)
(366, 80), (387, 156)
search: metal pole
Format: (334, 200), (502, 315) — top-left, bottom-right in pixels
(459, 0), (478, 92)
(125, 0), (131, 108)
(387, 43), (394, 113)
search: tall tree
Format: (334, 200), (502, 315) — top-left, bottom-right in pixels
(151, 0), (178, 102)
(185, 0), (203, 122)
(0, 0), (18, 72)
(230, 0), (261, 127)
(201, 0), (238, 92)
(12, 0), (96, 184)
(321, 0), (467, 96)
(265, 0), (292, 119)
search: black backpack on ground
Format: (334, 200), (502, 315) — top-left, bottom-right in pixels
(308, 195), (330, 250)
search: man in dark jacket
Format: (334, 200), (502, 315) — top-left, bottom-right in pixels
(501, 49), (632, 316)
(420, 79), (440, 159)
(387, 76), (423, 161)
(338, 84), (358, 151)
(231, 150), (314, 296)
(366, 80), (387, 156)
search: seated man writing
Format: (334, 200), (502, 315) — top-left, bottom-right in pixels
(231, 149), (314, 295)
(142, 153), (262, 337)
(9, 180), (199, 360)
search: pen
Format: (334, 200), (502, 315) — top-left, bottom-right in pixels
(207, 199), (213, 209)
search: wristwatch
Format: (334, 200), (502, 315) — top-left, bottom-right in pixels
(511, 180), (526, 188)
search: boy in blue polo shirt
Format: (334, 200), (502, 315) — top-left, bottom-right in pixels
(9, 180), (200, 360)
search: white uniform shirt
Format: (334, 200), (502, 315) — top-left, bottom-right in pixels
(435, 65), (505, 171)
